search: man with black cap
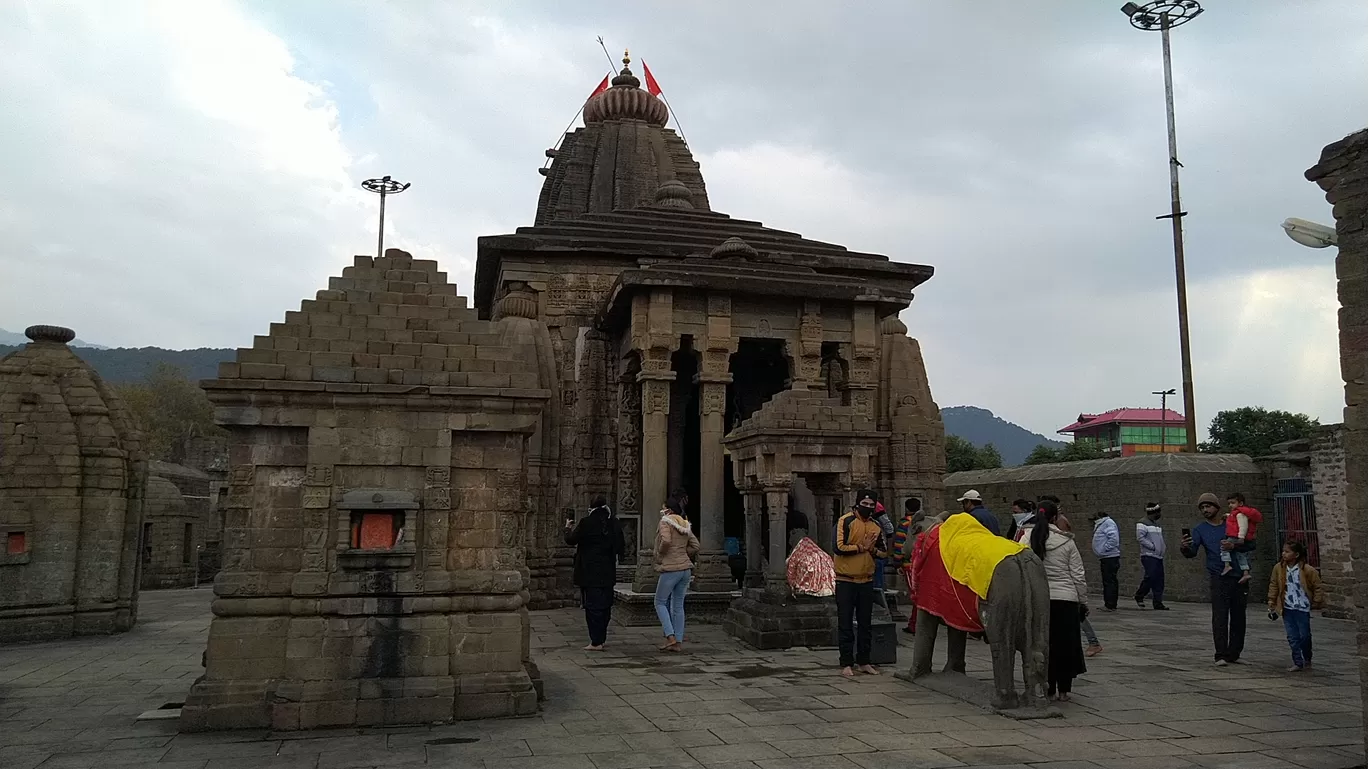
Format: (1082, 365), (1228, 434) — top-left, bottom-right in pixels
(834, 489), (889, 678)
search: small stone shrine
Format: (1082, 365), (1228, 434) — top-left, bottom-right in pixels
(180, 251), (549, 730)
(0, 325), (147, 643)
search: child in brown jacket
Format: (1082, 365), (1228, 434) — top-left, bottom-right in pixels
(1267, 540), (1325, 672)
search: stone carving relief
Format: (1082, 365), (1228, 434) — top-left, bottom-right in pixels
(302, 488), (330, 509)
(642, 380), (670, 415)
(547, 272), (616, 315)
(616, 379), (641, 515)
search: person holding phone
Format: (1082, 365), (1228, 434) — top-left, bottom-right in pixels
(565, 496), (624, 651)
(1181, 493), (1250, 666)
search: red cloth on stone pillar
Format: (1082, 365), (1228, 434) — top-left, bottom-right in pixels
(786, 537), (835, 597)
(910, 525), (983, 633)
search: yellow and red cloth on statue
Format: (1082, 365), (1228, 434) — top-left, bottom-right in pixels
(909, 513), (1028, 633)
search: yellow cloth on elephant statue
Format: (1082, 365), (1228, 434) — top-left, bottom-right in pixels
(938, 513), (1028, 599)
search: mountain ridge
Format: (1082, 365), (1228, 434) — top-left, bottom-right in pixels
(941, 405), (1064, 466)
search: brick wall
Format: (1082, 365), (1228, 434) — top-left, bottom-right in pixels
(1312, 425), (1353, 617)
(1306, 127), (1368, 760)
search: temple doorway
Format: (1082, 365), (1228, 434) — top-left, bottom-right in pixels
(722, 338), (789, 546)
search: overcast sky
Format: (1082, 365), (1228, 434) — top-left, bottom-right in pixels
(2, 1), (1364, 439)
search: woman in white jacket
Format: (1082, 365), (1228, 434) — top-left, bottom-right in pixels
(1017, 499), (1089, 701)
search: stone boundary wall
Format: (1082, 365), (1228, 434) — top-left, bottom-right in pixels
(945, 454), (1270, 604)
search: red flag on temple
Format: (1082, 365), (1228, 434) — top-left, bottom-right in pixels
(642, 61), (663, 97)
(588, 73), (610, 99)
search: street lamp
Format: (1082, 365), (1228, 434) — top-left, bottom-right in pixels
(1153, 388), (1177, 453)
(361, 175), (411, 260)
(1122, 0), (1203, 453)
(1282, 218), (1338, 249)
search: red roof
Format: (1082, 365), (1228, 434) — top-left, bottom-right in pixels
(1058, 408), (1186, 434)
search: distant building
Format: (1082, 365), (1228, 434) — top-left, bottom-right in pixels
(1058, 408), (1187, 455)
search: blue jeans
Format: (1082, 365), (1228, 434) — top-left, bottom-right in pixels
(655, 569), (692, 640)
(1283, 608), (1312, 668)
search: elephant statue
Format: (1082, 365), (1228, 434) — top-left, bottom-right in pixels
(979, 550), (1049, 710)
(899, 512), (1050, 712)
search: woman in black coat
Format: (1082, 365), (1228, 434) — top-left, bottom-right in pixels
(565, 496), (624, 650)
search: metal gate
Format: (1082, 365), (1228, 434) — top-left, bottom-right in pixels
(1274, 477), (1319, 567)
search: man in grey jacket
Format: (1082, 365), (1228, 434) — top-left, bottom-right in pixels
(1091, 512), (1121, 611)
(1134, 503), (1169, 610)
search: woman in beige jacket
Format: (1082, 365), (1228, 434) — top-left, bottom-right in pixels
(1016, 499), (1088, 701)
(654, 499), (700, 652)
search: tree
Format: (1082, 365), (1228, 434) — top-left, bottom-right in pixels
(1024, 440), (1106, 465)
(945, 435), (1004, 473)
(115, 363), (224, 462)
(1200, 407), (1319, 458)
(1024, 445), (1061, 465)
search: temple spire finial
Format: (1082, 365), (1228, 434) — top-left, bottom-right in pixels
(623, 49), (631, 71)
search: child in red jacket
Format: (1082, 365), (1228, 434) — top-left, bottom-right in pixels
(1222, 492), (1263, 584)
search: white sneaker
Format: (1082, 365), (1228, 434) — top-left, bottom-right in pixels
(1214, 659), (1228, 667)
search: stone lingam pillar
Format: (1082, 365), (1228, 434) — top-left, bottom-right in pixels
(723, 481), (838, 650)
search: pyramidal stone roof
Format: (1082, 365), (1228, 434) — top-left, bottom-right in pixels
(206, 250), (543, 394)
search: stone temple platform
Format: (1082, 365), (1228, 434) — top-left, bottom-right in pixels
(1, 588), (1363, 769)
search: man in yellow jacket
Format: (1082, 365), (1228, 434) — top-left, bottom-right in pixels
(834, 489), (889, 678)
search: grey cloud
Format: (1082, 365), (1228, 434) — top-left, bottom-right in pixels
(2, 0), (1362, 440)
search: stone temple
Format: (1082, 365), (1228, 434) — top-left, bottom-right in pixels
(181, 55), (945, 730)
(0, 325), (148, 643)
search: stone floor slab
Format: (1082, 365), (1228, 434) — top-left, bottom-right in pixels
(0, 589), (1362, 769)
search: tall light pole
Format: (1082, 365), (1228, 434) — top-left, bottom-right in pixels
(361, 175), (411, 259)
(1122, 0), (1203, 453)
(1153, 388), (1177, 453)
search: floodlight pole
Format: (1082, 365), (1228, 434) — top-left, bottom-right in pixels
(1123, 1), (1203, 453)
(361, 175), (412, 259)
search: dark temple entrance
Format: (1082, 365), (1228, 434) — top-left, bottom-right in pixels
(723, 339), (789, 545)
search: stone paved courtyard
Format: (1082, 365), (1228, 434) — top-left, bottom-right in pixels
(1, 588), (1364, 769)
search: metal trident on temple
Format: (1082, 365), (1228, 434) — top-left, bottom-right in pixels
(361, 175), (411, 259)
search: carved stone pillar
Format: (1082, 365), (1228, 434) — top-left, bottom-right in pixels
(845, 304), (879, 421)
(764, 487), (790, 592)
(615, 357), (642, 553)
(791, 300), (824, 391)
(631, 289), (677, 592)
(742, 488), (764, 588)
(693, 320), (737, 592)
(634, 372), (672, 592)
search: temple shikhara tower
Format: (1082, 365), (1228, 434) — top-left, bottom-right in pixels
(182, 53), (945, 730)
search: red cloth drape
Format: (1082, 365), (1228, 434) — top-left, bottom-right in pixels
(910, 526), (983, 633)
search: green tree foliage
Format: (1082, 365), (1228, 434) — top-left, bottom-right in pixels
(946, 435), (1004, 473)
(115, 363), (224, 462)
(1200, 407), (1319, 458)
(1025, 440), (1109, 465)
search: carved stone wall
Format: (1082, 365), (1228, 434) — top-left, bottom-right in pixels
(182, 250), (549, 731)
